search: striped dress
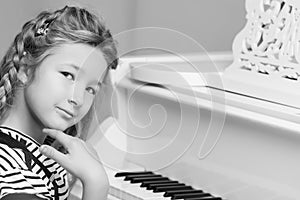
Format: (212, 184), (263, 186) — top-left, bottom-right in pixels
(0, 126), (69, 200)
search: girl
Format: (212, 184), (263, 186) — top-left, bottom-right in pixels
(0, 5), (118, 200)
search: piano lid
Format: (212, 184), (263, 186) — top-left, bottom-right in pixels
(128, 52), (232, 88)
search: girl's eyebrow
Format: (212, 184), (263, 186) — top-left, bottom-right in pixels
(63, 63), (83, 73)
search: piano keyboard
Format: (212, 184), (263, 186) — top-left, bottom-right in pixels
(107, 169), (224, 200)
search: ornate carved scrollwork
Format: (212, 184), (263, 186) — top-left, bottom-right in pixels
(231, 0), (300, 81)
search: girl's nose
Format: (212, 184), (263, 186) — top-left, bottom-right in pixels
(67, 99), (78, 106)
(69, 86), (85, 107)
(67, 96), (83, 107)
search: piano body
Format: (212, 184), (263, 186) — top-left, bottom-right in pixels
(69, 0), (300, 199)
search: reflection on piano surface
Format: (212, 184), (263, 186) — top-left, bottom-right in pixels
(69, 0), (300, 199)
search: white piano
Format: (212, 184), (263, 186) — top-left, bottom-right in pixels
(70, 0), (300, 199)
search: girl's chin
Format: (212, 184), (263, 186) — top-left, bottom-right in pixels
(42, 117), (78, 131)
(43, 121), (71, 132)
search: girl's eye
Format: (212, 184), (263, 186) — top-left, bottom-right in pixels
(61, 72), (74, 80)
(86, 87), (96, 95)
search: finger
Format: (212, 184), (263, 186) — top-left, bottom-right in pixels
(43, 128), (72, 148)
(39, 145), (69, 168)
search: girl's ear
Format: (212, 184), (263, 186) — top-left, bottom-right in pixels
(17, 66), (29, 84)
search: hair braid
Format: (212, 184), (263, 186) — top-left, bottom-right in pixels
(0, 32), (28, 118)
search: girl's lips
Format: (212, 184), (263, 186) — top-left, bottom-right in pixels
(56, 107), (74, 119)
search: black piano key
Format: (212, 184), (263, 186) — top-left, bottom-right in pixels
(153, 185), (193, 193)
(147, 182), (185, 190)
(115, 171), (153, 177)
(124, 174), (162, 181)
(131, 176), (170, 183)
(172, 192), (211, 199)
(141, 179), (178, 187)
(164, 189), (204, 197)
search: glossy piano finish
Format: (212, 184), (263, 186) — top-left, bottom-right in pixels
(106, 0), (300, 197)
(114, 70), (300, 200)
(68, 52), (300, 200)
(69, 52), (300, 199)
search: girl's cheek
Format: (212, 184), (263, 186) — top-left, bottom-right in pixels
(78, 97), (92, 113)
(85, 98), (94, 113)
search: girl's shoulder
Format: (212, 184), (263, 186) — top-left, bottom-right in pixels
(0, 126), (30, 172)
(0, 126), (40, 172)
(0, 145), (54, 199)
(0, 126), (70, 200)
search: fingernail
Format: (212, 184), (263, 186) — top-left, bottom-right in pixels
(39, 145), (47, 153)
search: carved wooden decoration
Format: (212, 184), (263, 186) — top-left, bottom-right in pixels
(224, 0), (300, 108)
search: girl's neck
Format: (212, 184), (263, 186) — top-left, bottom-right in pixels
(0, 91), (46, 144)
(1, 115), (46, 144)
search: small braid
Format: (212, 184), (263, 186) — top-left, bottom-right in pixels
(0, 31), (27, 119)
(0, 67), (18, 117)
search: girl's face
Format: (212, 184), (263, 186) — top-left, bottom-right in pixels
(23, 43), (108, 131)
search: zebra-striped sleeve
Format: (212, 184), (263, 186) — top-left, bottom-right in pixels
(0, 126), (70, 200)
(0, 168), (51, 199)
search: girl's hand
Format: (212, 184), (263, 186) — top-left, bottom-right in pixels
(39, 128), (108, 186)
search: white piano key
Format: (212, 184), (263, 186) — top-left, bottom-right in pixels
(107, 194), (121, 200)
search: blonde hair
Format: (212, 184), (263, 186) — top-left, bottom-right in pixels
(0, 5), (118, 137)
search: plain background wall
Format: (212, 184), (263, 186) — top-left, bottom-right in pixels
(132, 0), (246, 55)
(0, 0), (246, 58)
